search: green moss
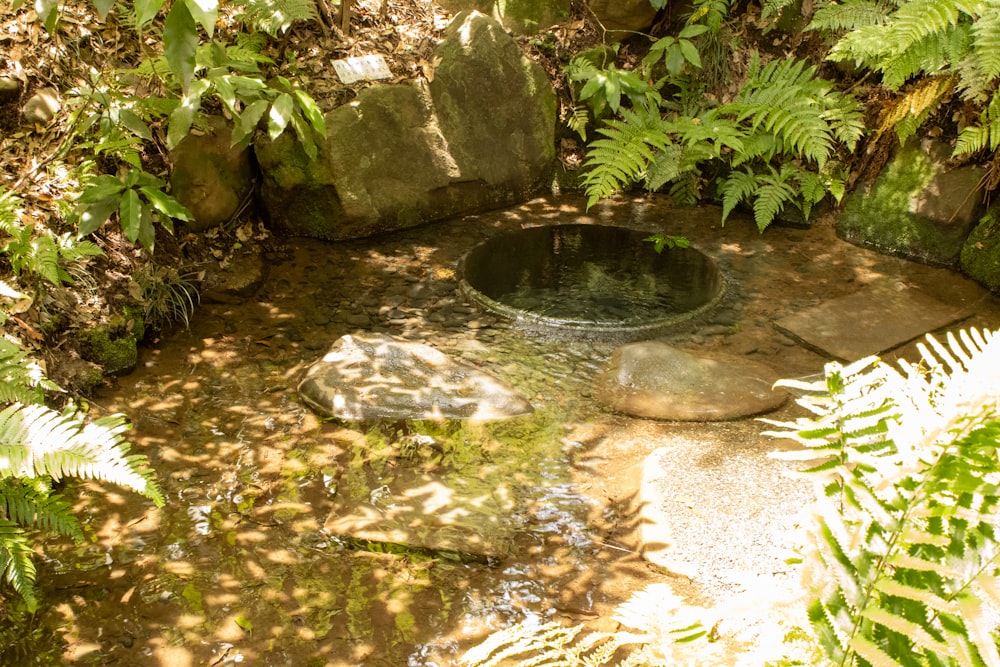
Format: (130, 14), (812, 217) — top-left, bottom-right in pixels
(77, 312), (144, 376)
(838, 142), (962, 264)
(961, 209), (1000, 293)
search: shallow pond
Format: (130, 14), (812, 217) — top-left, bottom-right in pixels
(25, 195), (1000, 665)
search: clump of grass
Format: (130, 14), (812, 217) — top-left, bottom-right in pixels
(134, 264), (201, 330)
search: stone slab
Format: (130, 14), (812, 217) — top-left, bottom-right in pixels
(323, 469), (515, 560)
(774, 283), (972, 361)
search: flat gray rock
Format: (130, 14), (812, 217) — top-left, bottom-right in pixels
(774, 282), (971, 361)
(593, 341), (786, 421)
(298, 333), (533, 421)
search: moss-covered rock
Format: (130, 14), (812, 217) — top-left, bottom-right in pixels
(961, 207), (1000, 294)
(837, 138), (985, 266)
(255, 11), (556, 241)
(77, 313), (144, 376)
(437, 0), (569, 34)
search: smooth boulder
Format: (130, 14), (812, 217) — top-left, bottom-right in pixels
(298, 333), (534, 421)
(256, 11), (556, 240)
(593, 341), (786, 421)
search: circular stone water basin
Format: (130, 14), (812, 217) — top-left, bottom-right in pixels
(460, 224), (725, 339)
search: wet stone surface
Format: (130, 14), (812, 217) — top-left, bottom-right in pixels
(31, 195), (1000, 666)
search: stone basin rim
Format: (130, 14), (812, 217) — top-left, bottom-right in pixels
(458, 223), (728, 341)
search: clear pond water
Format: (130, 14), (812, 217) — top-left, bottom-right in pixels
(460, 224), (724, 339)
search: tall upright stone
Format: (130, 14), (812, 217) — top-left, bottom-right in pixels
(255, 11), (556, 241)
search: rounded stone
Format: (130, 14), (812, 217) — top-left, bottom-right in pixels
(593, 341), (787, 421)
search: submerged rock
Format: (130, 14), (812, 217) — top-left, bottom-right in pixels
(593, 341), (786, 421)
(298, 333), (534, 420)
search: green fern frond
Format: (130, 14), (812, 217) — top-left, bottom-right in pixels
(888, 0), (962, 54)
(725, 54), (862, 167)
(971, 6), (1000, 80)
(0, 519), (38, 610)
(566, 104), (590, 141)
(0, 478), (81, 541)
(644, 144), (684, 192)
(806, 0), (894, 33)
(766, 327), (1000, 667)
(232, 0), (317, 36)
(955, 89), (1000, 155)
(582, 107), (671, 208)
(0, 339), (58, 405)
(0, 186), (21, 230)
(0, 403), (163, 506)
(667, 171), (703, 206)
(753, 170), (798, 231)
(720, 168), (762, 223)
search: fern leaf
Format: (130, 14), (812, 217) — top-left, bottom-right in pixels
(0, 479), (83, 540)
(752, 169), (797, 231)
(0, 403), (163, 506)
(566, 104), (590, 141)
(862, 606), (951, 655)
(971, 6), (1000, 80)
(889, 0), (961, 53)
(849, 634), (906, 667)
(807, 0), (894, 32)
(233, 0), (317, 35)
(0, 519), (37, 610)
(719, 169), (761, 223)
(644, 144), (684, 192)
(582, 108), (670, 208)
(875, 76), (952, 143)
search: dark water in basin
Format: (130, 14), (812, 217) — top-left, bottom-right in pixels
(461, 224), (723, 336)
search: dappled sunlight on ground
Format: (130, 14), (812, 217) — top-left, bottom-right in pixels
(26, 194), (1000, 665)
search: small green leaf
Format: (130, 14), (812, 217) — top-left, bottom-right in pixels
(36, 0), (59, 31)
(140, 187), (192, 221)
(77, 175), (125, 203)
(134, 0), (166, 26)
(137, 202), (155, 251)
(92, 0), (115, 19)
(294, 89), (327, 137)
(232, 98), (270, 147)
(119, 190), (142, 243)
(678, 23), (710, 39)
(183, 0), (218, 37)
(679, 39), (702, 68)
(119, 109), (153, 141)
(164, 1), (198, 93)
(268, 93), (293, 140)
(167, 104), (195, 149)
(235, 614), (253, 634)
(77, 196), (120, 236)
(664, 45), (686, 75)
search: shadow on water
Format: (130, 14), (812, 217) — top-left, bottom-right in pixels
(29, 196), (662, 666)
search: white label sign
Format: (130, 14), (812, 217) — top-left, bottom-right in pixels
(332, 55), (393, 84)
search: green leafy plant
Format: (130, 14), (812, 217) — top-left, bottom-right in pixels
(765, 327), (1000, 665)
(0, 187), (103, 286)
(809, 0), (1000, 155)
(74, 169), (192, 252)
(27, 0), (326, 252)
(0, 279), (162, 611)
(231, 0), (318, 36)
(0, 402), (164, 610)
(579, 50), (861, 230)
(133, 264), (201, 330)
